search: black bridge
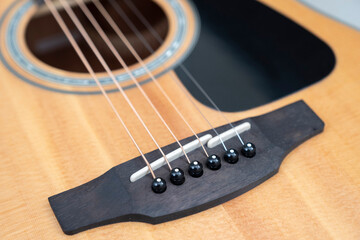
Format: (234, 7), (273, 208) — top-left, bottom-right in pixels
(49, 100), (324, 235)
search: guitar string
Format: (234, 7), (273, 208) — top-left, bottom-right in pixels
(90, 0), (210, 158)
(43, 0), (157, 179)
(49, 0), (178, 172)
(107, 0), (227, 151)
(123, 0), (245, 146)
(56, 0), (179, 170)
(74, 0), (207, 163)
(180, 66), (245, 146)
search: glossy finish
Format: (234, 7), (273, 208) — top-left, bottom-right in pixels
(188, 161), (204, 178)
(169, 167), (185, 185)
(206, 154), (221, 170)
(151, 177), (167, 194)
(241, 142), (256, 158)
(223, 148), (239, 164)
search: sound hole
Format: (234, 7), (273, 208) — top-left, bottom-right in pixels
(25, 0), (169, 73)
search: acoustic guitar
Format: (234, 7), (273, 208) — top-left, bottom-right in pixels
(0, 0), (359, 239)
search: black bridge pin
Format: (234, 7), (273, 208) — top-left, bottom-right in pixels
(170, 167), (185, 185)
(206, 154), (221, 170)
(241, 142), (256, 158)
(151, 177), (167, 194)
(188, 160), (204, 178)
(223, 148), (239, 164)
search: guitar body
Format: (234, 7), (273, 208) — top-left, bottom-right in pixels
(0, 0), (359, 239)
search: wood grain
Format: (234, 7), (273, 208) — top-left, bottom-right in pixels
(48, 101), (324, 235)
(0, 0), (360, 239)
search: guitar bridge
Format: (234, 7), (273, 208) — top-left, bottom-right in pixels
(49, 100), (324, 235)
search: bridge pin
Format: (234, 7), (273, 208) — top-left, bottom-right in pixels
(151, 177), (167, 194)
(170, 168), (185, 185)
(188, 161), (204, 178)
(206, 154), (221, 170)
(224, 148), (239, 164)
(241, 142), (256, 158)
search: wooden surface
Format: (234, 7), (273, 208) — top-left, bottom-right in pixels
(0, 0), (360, 239)
(49, 101), (324, 235)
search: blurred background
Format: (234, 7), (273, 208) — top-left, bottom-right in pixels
(177, 0), (359, 112)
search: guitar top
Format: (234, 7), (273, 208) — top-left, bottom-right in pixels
(0, 0), (359, 239)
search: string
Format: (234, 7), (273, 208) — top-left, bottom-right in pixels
(91, 0), (210, 158)
(43, 0), (157, 179)
(180, 66), (245, 145)
(111, 0), (227, 150)
(123, 0), (245, 146)
(74, 0), (200, 165)
(49, 0), (177, 172)
(171, 72), (228, 150)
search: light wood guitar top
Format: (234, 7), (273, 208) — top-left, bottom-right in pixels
(0, 0), (359, 239)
